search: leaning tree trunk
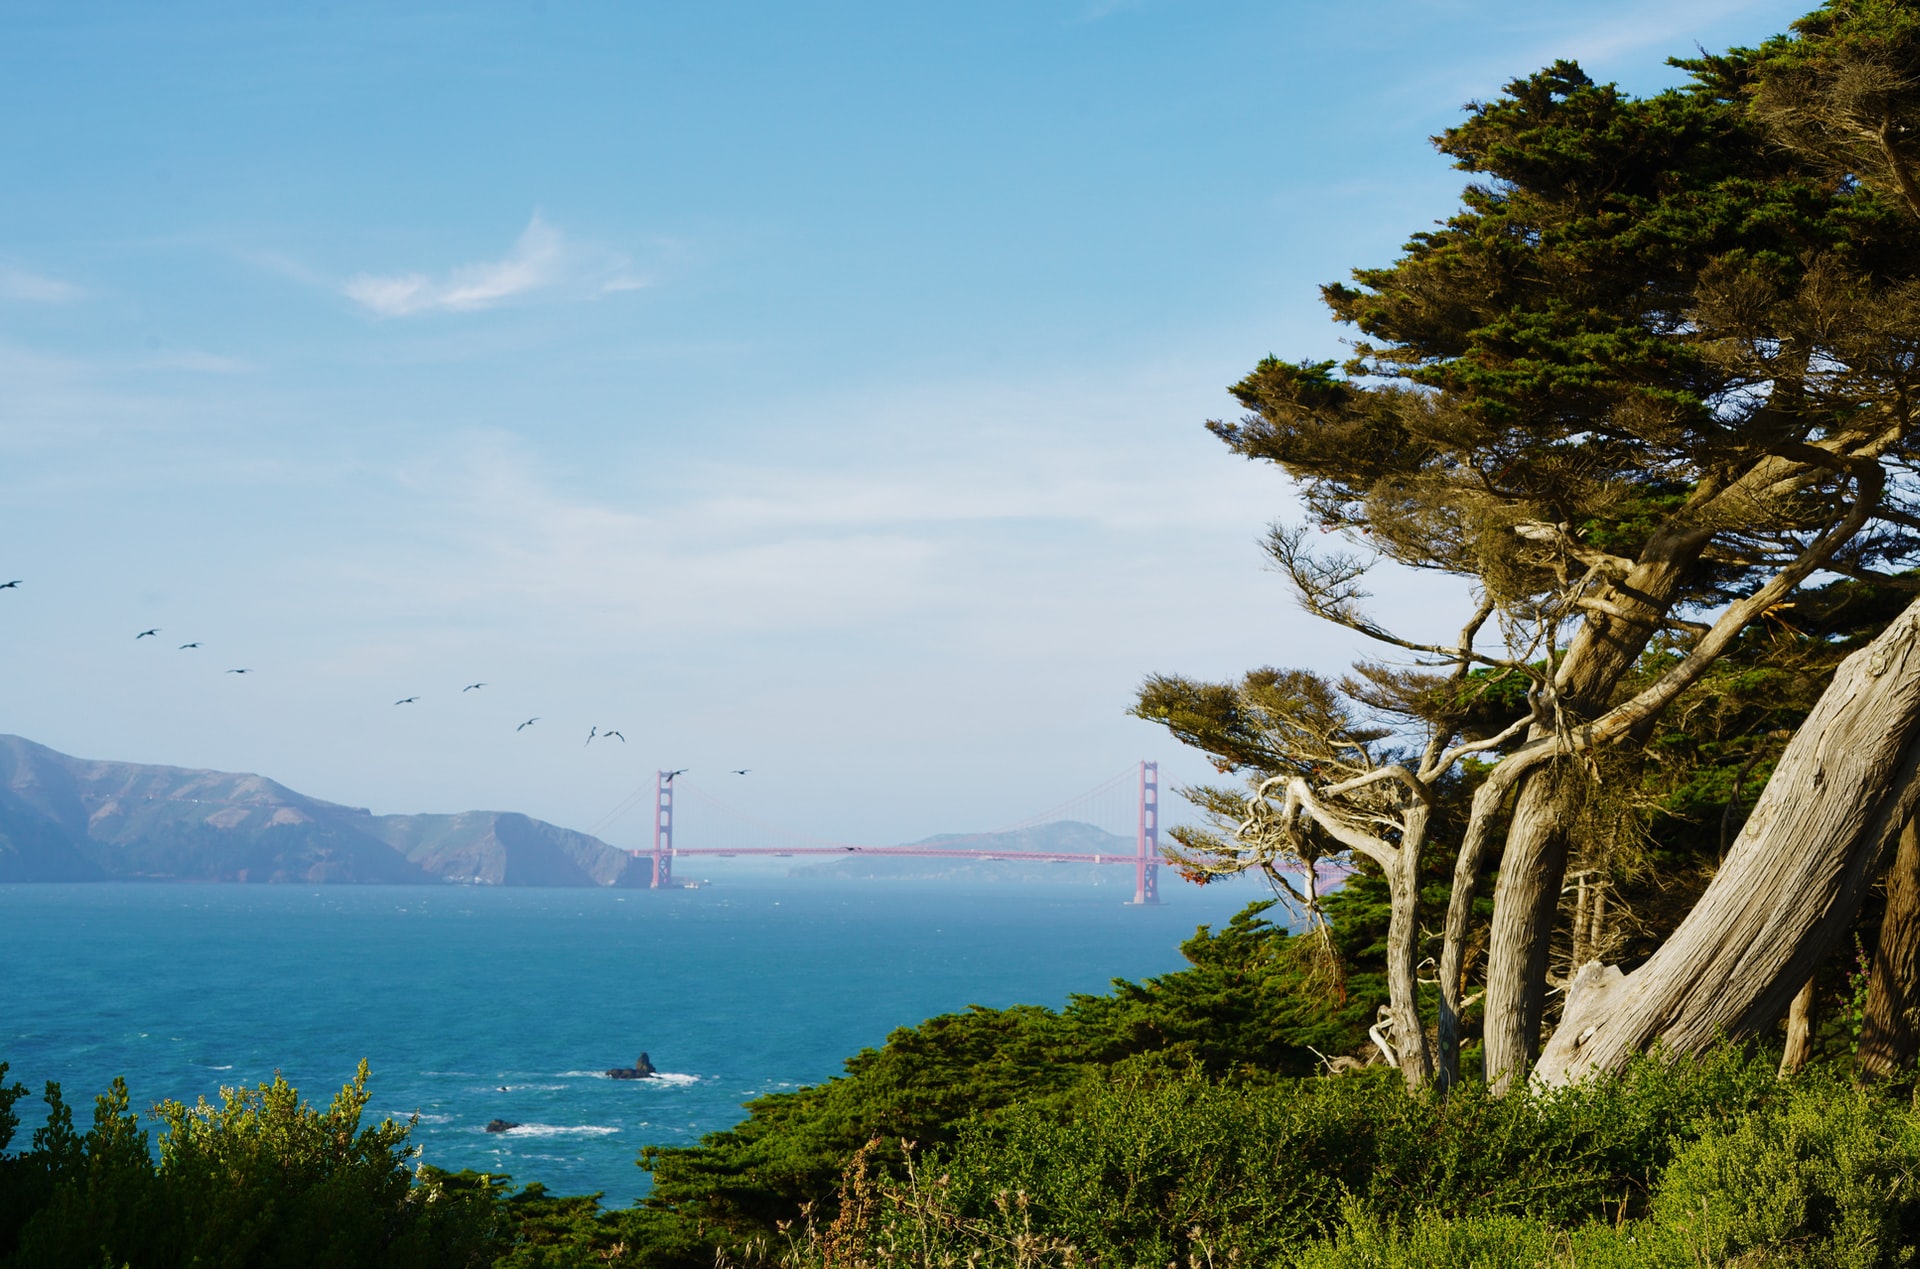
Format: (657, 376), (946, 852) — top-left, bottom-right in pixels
(1858, 816), (1920, 1082)
(1533, 598), (1920, 1087)
(1482, 769), (1581, 1092)
(1479, 525), (1712, 1091)
(1382, 802), (1434, 1087)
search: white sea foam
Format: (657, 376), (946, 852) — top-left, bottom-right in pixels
(499, 1124), (619, 1138)
(559, 1070), (697, 1085)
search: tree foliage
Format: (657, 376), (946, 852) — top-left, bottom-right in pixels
(1143, 0), (1920, 1091)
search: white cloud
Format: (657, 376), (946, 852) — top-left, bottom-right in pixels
(0, 264), (84, 304)
(342, 215), (642, 318)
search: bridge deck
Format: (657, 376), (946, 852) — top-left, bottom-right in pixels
(632, 846), (1142, 864)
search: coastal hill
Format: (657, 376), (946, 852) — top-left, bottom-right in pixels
(0, 734), (639, 885)
(0, 735), (1138, 887)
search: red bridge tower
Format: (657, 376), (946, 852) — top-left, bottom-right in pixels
(1131, 760), (1160, 905)
(651, 769), (675, 889)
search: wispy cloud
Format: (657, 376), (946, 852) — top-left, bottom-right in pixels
(1549, 0), (1779, 67)
(341, 215), (645, 317)
(0, 264), (84, 304)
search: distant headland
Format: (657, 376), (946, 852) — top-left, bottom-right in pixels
(0, 735), (1134, 887)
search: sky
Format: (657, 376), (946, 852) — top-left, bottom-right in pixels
(0, 0), (1818, 851)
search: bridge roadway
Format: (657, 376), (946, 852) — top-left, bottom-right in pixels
(631, 846), (1144, 864)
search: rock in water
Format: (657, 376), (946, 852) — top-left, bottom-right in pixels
(606, 1051), (658, 1080)
(484, 1119), (520, 1133)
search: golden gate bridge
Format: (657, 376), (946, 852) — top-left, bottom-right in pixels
(588, 761), (1166, 904)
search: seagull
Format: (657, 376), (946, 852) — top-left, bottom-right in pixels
(178, 642), (200, 650)
(226, 668), (250, 674)
(731, 769), (750, 775)
(136, 629), (160, 639)
(463, 682), (486, 692)
(584, 726), (599, 746)
(0, 580), (20, 590)
(602, 730), (626, 743)
(663, 768), (688, 783)
(394, 697), (420, 706)
(516, 717), (539, 731)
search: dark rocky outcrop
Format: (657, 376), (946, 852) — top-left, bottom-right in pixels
(606, 1052), (657, 1080)
(483, 1119), (521, 1133)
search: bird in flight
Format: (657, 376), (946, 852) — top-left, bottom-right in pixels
(178, 642), (200, 650)
(0, 580), (20, 590)
(663, 768), (688, 783)
(516, 717), (539, 731)
(731, 769), (750, 775)
(394, 697), (420, 706)
(602, 729), (626, 743)
(584, 726), (598, 746)
(136, 629), (160, 639)
(226, 668), (250, 674)
(463, 682), (486, 692)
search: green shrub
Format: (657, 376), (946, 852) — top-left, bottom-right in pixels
(1644, 1071), (1920, 1268)
(0, 1063), (502, 1269)
(917, 1046), (1780, 1267)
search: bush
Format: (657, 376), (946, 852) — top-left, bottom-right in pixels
(915, 1045), (1779, 1267)
(774, 1049), (1920, 1269)
(0, 1063), (502, 1269)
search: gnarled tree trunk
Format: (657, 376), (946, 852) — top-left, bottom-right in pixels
(1534, 598), (1920, 1087)
(1482, 770), (1581, 1091)
(1381, 805), (1433, 1087)
(1480, 526), (1712, 1091)
(1858, 816), (1920, 1082)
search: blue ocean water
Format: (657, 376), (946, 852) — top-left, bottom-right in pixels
(0, 878), (1269, 1206)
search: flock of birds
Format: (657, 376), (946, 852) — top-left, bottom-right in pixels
(1, 578), (757, 777)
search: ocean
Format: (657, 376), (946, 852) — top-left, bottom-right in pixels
(0, 876), (1271, 1205)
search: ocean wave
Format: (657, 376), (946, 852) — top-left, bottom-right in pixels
(193, 1063), (234, 1071)
(498, 1124), (619, 1138)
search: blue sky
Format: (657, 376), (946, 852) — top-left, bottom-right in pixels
(0, 0), (1814, 849)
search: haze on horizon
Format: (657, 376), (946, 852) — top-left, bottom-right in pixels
(0, 0), (1810, 850)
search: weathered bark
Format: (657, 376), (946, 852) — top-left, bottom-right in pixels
(1435, 771), (1515, 1091)
(1466, 455), (1887, 1090)
(1381, 803), (1433, 1087)
(1481, 526), (1713, 1090)
(1533, 597), (1920, 1087)
(1779, 974), (1816, 1077)
(1858, 816), (1920, 1082)
(1281, 775), (1433, 1087)
(1482, 770), (1581, 1092)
